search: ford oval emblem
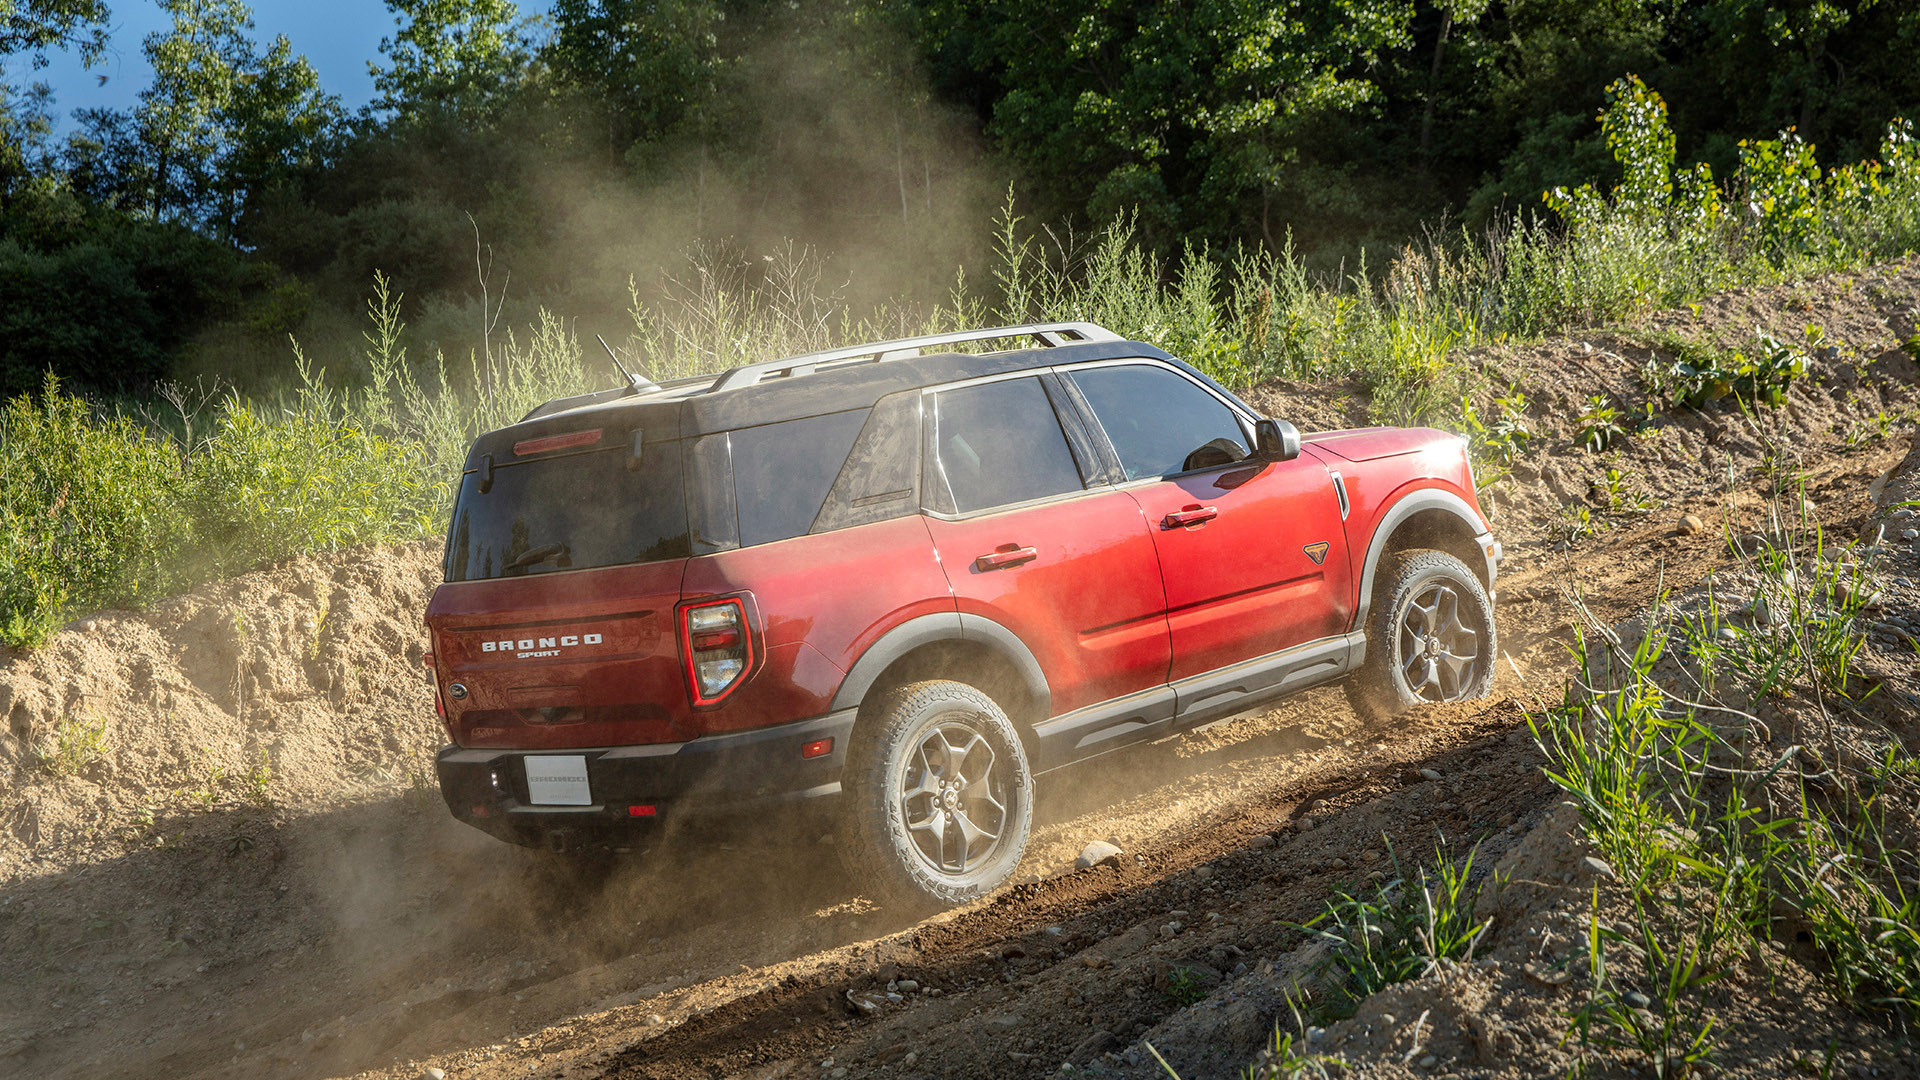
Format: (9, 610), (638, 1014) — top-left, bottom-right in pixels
(448, 683), (469, 700)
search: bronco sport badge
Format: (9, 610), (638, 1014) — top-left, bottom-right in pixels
(1303, 541), (1331, 565)
(480, 633), (603, 659)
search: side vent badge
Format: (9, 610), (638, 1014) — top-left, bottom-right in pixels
(1303, 541), (1330, 566)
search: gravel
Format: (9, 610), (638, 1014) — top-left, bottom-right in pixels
(1076, 841), (1124, 869)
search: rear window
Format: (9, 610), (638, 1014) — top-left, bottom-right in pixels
(444, 443), (691, 582)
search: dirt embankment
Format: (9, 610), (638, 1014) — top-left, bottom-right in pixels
(0, 542), (445, 882)
(3, 259), (1919, 1080)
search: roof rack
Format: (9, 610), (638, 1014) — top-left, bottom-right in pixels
(704, 321), (1121, 394)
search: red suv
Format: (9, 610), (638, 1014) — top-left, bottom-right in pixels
(426, 323), (1501, 906)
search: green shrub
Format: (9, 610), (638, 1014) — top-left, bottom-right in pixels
(0, 374), (190, 645)
(0, 367), (440, 646)
(179, 394), (438, 579)
(1644, 329), (1809, 409)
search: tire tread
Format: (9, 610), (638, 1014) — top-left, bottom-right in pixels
(839, 679), (1032, 910)
(1346, 549), (1497, 723)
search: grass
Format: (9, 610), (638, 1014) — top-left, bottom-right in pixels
(1528, 471), (1920, 1074)
(1142, 844), (1486, 1079)
(1288, 842), (1492, 1020)
(0, 93), (1916, 645)
(1148, 1019), (1342, 1080)
(34, 714), (107, 776)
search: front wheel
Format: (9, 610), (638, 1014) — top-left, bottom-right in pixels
(1346, 549), (1497, 724)
(840, 680), (1033, 910)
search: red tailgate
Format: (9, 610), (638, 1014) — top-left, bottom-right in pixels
(426, 559), (690, 749)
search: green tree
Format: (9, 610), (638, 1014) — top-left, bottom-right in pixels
(369, 0), (532, 122)
(135, 0), (341, 236)
(915, 0), (1416, 245)
(0, 79), (57, 200)
(0, 0), (110, 67)
(545, 0), (728, 150)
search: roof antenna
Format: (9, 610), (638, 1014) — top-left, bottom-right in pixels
(597, 334), (658, 394)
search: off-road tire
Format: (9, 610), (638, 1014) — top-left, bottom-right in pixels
(839, 680), (1033, 910)
(1345, 549), (1496, 724)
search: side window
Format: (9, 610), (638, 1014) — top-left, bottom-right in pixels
(730, 409), (869, 547)
(1069, 365), (1249, 480)
(810, 390), (922, 534)
(935, 377), (1086, 513)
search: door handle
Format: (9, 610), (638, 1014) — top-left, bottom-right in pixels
(974, 545), (1039, 571)
(1161, 505), (1219, 529)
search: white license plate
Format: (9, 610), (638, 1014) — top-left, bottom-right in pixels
(523, 755), (592, 806)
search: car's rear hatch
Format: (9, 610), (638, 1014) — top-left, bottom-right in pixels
(426, 419), (695, 750)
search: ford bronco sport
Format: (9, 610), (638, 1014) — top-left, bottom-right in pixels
(426, 322), (1501, 907)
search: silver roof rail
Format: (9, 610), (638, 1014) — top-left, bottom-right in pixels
(704, 321), (1121, 394)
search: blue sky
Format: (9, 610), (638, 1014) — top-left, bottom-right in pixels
(8, 0), (552, 126)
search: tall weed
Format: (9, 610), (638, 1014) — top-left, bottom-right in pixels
(1536, 483), (1920, 1060)
(0, 374), (189, 645)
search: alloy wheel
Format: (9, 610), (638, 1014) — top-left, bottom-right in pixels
(1396, 582), (1480, 702)
(898, 718), (1010, 875)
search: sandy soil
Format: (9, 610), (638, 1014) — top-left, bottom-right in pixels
(4, 258), (1919, 1080)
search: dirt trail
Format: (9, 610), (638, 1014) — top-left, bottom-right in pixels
(4, 260), (1918, 1080)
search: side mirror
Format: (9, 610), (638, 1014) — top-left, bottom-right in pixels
(1255, 418), (1301, 462)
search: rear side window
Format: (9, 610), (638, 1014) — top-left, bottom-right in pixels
(1070, 364), (1249, 479)
(934, 377), (1086, 513)
(731, 409), (869, 547)
(445, 442), (690, 582)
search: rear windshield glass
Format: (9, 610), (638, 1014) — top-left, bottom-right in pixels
(444, 443), (691, 582)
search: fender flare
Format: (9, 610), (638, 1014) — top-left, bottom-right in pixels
(1352, 488), (1496, 627)
(829, 611), (1052, 720)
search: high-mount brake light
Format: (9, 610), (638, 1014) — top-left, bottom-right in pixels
(679, 598), (754, 706)
(513, 428), (603, 456)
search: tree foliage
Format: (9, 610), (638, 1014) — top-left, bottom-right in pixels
(545, 0), (730, 149)
(0, 0), (1916, 398)
(0, 0), (110, 67)
(369, 0), (531, 122)
(130, 0), (342, 236)
(918, 0), (1418, 244)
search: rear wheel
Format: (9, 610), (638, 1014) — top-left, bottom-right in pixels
(840, 680), (1033, 910)
(1346, 549), (1496, 723)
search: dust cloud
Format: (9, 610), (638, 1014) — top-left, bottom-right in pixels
(385, 10), (1005, 376)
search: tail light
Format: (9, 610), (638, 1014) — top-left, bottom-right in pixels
(679, 598), (754, 706)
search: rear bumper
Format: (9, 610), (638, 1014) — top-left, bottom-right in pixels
(436, 708), (857, 847)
